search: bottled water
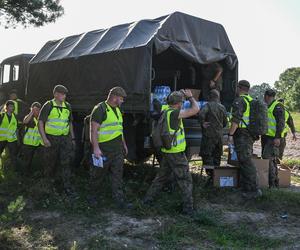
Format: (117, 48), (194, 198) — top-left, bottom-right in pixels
(229, 144), (237, 161)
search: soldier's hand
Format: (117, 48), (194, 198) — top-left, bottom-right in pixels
(292, 133), (297, 141)
(227, 135), (234, 145)
(209, 80), (216, 88)
(183, 89), (193, 98)
(274, 138), (281, 147)
(123, 143), (128, 156)
(203, 122), (210, 128)
(93, 147), (103, 159)
(43, 138), (51, 147)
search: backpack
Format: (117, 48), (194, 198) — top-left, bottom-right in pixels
(242, 96), (268, 138)
(151, 109), (179, 150)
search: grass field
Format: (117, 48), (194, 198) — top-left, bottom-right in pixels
(291, 112), (300, 132)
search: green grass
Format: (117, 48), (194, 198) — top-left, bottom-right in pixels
(291, 112), (300, 132)
(0, 159), (300, 249)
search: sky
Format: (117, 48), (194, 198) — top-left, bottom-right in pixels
(0, 0), (299, 86)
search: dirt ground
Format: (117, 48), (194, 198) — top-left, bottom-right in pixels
(254, 132), (300, 159)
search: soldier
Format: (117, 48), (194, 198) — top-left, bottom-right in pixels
(38, 85), (76, 195)
(199, 89), (227, 178)
(228, 80), (262, 198)
(18, 102), (42, 174)
(143, 89), (200, 215)
(262, 89), (285, 187)
(0, 100), (18, 169)
(90, 86), (130, 208)
(278, 98), (297, 160)
(8, 89), (29, 124)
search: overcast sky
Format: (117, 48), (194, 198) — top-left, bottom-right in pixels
(0, 0), (299, 85)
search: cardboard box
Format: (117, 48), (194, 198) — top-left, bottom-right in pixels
(252, 158), (269, 188)
(212, 166), (239, 188)
(278, 166), (291, 187)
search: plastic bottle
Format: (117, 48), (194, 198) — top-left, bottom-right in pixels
(229, 144), (237, 161)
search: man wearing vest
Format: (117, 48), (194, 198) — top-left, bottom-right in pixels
(143, 89), (200, 216)
(277, 98), (297, 160)
(8, 89), (29, 124)
(38, 85), (75, 195)
(262, 89), (285, 187)
(0, 100), (18, 169)
(228, 80), (262, 199)
(90, 86), (129, 208)
(18, 102), (42, 174)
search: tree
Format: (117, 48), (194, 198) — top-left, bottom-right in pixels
(274, 67), (300, 111)
(0, 0), (64, 28)
(249, 82), (272, 100)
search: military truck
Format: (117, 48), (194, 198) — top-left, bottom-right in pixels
(0, 12), (238, 162)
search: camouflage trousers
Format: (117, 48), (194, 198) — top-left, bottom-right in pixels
(279, 136), (287, 160)
(89, 146), (125, 203)
(234, 130), (258, 192)
(200, 135), (223, 177)
(43, 135), (74, 189)
(261, 136), (279, 188)
(0, 141), (18, 170)
(144, 152), (193, 212)
(18, 144), (41, 174)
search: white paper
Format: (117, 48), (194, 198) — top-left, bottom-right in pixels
(92, 154), (103, 168)
(220, 177), (234, 187)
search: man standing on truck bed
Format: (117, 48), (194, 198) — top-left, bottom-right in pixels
(90, 86), (130, 209)
(228, 80), (262, 199)
(38, 85), (76, 195)
(143, 89), (200, 216)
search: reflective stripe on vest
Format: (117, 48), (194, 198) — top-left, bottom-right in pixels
(266, 100), (281, 137)
(97, 102), (123, 143)
(45, 100), (70, 136)
(0, 112), (17, 142)
(161, 107), (186, 153)
(23, 117), (42, 146)
(239, 94), (253, 128)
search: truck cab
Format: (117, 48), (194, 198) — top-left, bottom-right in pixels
(0, 54), (34, 103)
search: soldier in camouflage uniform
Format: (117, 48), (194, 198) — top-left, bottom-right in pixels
(90, 87), (130, 208)
(199, 90), (227, 170)
(228, 80), (261, 198)
(143, 89), (200, 215)
(277, 98), (297, 160)
(262, 89), (285, 187)
(38, 85), (76, 195)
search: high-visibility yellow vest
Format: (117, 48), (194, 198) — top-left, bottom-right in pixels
(161, 107), (186, 153)
(23, 117), (42, 146)
(97, 102), (123, 143)
(239, 94), (253, 128)
(266, 100), (282, 137)
(12, 99), (20, 115)
(0, 112), (17, 142)
(283, 110), (289, 135)
(161, 104), (169, 111)
(45, 100), (70, 136)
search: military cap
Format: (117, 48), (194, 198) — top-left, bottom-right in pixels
(9, 89), (18, 95)
(53, 84), (68, 94)
(167, 91), (184, 105)
(238, 80), (250, 89)
(31, 102), (41, 109)
(5, 100), (15, 106)
(264, 88), (276, 97)
(109, 86), (127, 97)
